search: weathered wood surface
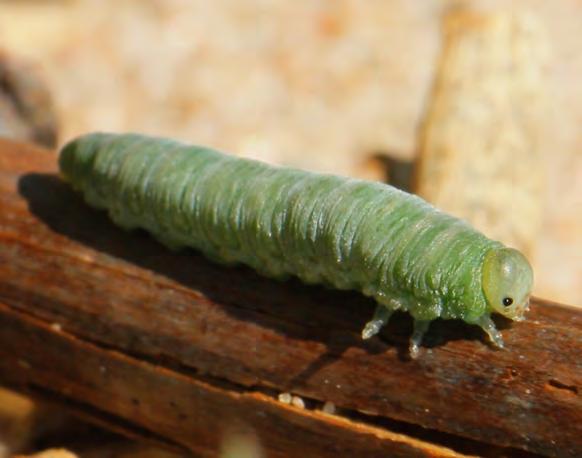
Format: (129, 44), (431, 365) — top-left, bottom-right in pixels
(0, 138), (580, 457)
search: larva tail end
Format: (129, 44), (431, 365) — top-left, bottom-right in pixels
(58, 133), (106, 185)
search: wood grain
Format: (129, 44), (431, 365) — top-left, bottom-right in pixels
(0, 138), (580, 457)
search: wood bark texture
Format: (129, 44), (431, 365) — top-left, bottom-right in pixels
(0, 138), (580, 457)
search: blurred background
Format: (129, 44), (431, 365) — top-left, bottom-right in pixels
(0, 1), (580, 456)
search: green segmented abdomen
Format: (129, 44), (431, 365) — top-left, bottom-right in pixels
(60, 132), (517, 356)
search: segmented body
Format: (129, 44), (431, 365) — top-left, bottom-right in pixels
(59, 133), (515, 355)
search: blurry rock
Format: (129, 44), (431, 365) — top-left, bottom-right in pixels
(0, 388), (86, 458)
(0, 1), (439, 174)
(78, 442), (185, 458)
(220, 423), (265, 458)
(14, 448), (77, 458)
(414, 9), (548, 258)
(0, 388), (37, 457)
(0, 51), (58, 148)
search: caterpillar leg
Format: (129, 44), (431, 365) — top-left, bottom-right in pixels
(477, 315), (505, 349)
(362, 305), (393, 340)
(409, 320), (431, 359)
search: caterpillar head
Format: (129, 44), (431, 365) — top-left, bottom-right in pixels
(482, 248), (533, 321)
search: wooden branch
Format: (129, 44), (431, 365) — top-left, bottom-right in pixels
(0, 138), (580, 457)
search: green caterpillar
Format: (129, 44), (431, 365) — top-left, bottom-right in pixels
(59, 132), (534, 357)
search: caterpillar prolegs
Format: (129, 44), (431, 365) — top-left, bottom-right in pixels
(59, 133), (534, 357)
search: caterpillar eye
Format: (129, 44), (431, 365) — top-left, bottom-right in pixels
(502, 297), (513, 307)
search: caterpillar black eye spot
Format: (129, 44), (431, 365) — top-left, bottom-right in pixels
(503, 297), (514, 307)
